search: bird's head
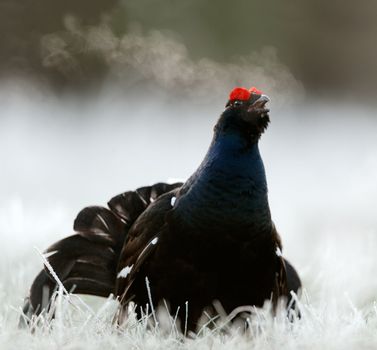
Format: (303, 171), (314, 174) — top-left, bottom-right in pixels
(215, 86), (270, 141)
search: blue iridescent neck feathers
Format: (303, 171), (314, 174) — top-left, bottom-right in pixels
(175, 122), (272, 233)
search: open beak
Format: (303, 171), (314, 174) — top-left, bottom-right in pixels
(247, 94), (270, 119)
(250, 94), (270, 109)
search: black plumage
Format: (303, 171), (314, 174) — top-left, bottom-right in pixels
(21, 87), (301, 332)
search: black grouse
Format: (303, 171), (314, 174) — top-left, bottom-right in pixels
(21, 86), (301, 332)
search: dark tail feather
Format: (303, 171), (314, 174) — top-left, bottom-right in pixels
(284, 258), (302, 319)
(20, 182), (183, 326)
(108, 182), (182, 223)
(19, 270), (55, 327)
(20, 206), (126, 326)
(285, 259), (301, 296)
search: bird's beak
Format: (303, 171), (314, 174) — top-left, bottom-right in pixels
(250, 94), (270, 109)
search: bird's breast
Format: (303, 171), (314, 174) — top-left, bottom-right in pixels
(172, 174), (272, 236)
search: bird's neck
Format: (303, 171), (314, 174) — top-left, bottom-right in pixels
(175, 130), (272, 233)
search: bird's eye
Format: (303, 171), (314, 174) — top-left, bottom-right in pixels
(233, 100), (243, 107)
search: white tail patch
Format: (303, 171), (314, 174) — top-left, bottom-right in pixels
(170, 196), (176, 207)
(117, 265), (134, 279)
(151, 237), (158, 245)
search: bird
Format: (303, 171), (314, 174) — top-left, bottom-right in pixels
(20, 86), (301, 332)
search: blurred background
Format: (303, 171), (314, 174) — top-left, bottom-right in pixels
(1, 0), (377, 96)
(1, 0), (377, 329)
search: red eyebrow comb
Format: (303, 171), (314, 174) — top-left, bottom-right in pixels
(229, 87), (251, 101)
(249, 86), (263, 95)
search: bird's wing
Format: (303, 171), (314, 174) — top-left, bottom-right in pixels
(115, 189), (178, 305)
(284, 259), (301, 296)
(266, 223), (302, 316)
(271, 226), (289, 308)
(20, 182), (182, 325)
(275, 254), (288, 300)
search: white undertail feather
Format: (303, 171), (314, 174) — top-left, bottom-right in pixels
(117, 265), (134, 279)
